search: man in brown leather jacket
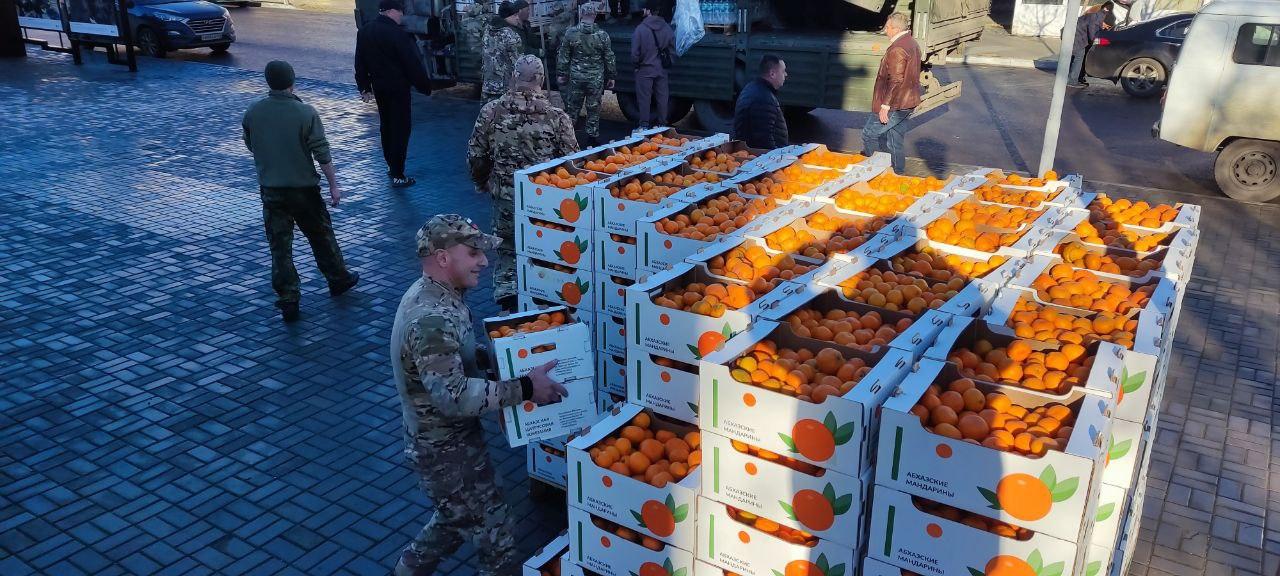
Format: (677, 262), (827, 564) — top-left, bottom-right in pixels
(862, 12), (921, 175)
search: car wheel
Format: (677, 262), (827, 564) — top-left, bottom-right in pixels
(1214, 139), (1280, 202)
(693, 99), (734, 134)
(211, 43), (231, 54)
(135, 26), (166, 58)
(1119, 57), (1165, 98)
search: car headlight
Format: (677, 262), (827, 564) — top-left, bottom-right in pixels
(153, 12), (188, 23)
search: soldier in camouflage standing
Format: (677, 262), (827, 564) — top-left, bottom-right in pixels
(467, 55), (579, 311)
(481, 0), (530, 103)
(558, 2), (616, 146)
(390, 214), (566, 576)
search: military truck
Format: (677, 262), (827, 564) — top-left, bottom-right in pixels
(393, 0), (991, 129)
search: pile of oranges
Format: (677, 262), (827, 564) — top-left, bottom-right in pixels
(1057, 241), (1162, 277)
(736, 164), (835, 200)
(580, 142), (669, 173)
(924, 202), (1042, 251)
(910, 377), (1077, 456)
(1074, 217), (1171, 252)
(531, 218), (572, 232)
(783, 308), (914, 352)
(914, 496), (1033, 540)
(866, 172), (946, 197)
(538, 260), (577, 274)
(588, 411), (701, 488)
(609, 233), (636, 245)
(1008, 297), (1138, 349)
(950, 201), (1043, 230)
(653, 281), (760, 316)
(532, 167), (600, 188)
(1092, 195), (1180, 228)
(609, 177), (682, 204)
(990, 170), (1059, 188)
(763, 215), (890, 258)
(1030, 264), (1154, 315)
(838, 268), (964, 314)
(487, 311), (567, 338)
(945, 339), (1092, 395)
(970, 183), (1053, 207)
(708, 245), (816, 283)
(647, 134), (691, 148)
(728, 340), (872, 402)
(653, 169), (723, 187)
(887, 247), (1010, 283)
(833, 188), (916, 216)
(652, 355), (697, 373)
(653, 193), (778, 241)
(725, 505), (817, 546)
(728, 438), (822, 475)
(799, 149), (866, 170)
(588, 515), (665, 552)
(689, 149), (757, 174)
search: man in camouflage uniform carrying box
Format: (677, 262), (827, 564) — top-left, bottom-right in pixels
(558, 2), (616, 146)
(467, 54), (579, 311)
(390, 214), (565, 576)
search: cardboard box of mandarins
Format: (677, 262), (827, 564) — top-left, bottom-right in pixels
(593, 164), (727, 237)
(637, 186), (785, 271)
(626, 345), (701, 423)
(596, 233), (640, 280)
(517, 255), (596, 310)
(515, 159), (599, 228)
(528, 439), (569, 489)
(698, 318), (917, 477)
(696, 496), (858, 576)
(500, 377), (596, 447)
(515, 215), (594, 270)
(523, 533), (581, 576)
(595, 272), (636, 318)
(567, 505), (694, 576)
(518, 294), (597, 328)
(700, 431), (872, 549)
(875, 357), (1114, 542)
(866, 486), (1085, 576)
(594, 314), (627, 359)
(566, 403), (701, 549)
(484, 308), (595, 382)
(597, 352), (627, 397)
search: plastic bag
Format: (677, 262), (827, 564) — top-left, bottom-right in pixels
(673, 0), (705, 57)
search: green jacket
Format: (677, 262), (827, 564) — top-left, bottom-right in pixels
(242, 90), (332, 188)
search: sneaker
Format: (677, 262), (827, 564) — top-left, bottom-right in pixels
(393, 550), (431, 576)
(586, 135), (601, 147)
(391, 176), (417, 188)
(278, 301), (300, 323)
(1067, 82), (1087, 89)
(329, 271), (360, 297)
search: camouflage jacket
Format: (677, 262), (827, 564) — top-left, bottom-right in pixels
(557, 22), (616, 83)
(390, 275), (522, 447)
(467, 88), (579, 194)
(481, 18), (526, 96)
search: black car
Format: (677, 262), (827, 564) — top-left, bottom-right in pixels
(1083, 12), (1193, 98)
(126, 0), (236, 58)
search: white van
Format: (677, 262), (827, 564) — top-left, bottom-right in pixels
(1156, 0), (1280, 202)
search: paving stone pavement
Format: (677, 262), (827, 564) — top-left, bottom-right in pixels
(1, 50), (1278, 576)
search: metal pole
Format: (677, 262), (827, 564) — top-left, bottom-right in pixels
(1038, 0), (1084, 177)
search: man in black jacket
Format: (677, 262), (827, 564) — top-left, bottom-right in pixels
(733, 54), (789, 150)
(1068, 2), (1113, 89)
(355, 0), (433, 188)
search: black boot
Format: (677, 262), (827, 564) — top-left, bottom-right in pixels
(329, 271), (360, 297)
(278, 301), (300, 323)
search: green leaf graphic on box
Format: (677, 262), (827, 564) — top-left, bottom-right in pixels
(1051, 477), (1079, 502)
(778, 433), (797, 451)
(1040, 561), (1066, 576)
(1109, 437), (1132, 461)
(780, 500), (796, 520)
(1039, 466), (1057, 489)
(1121, 367), (1147, 394)
(833, 422), (855, 445)
(1095, 502), (1116, 522)
(1086, 560), (1102, 576)
(672, 567), (686, 576)
(688, 402), (699, 415)
(687, 344), (701, 358)
(968, 568), (985, 576)
(816, 554), (831, 575)
(1028, 549), (1043, 572)
(631, 509), (645, 525)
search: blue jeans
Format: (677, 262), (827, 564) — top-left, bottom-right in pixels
(1068, 50), (1087, 85)
(862, 108), (913, 174)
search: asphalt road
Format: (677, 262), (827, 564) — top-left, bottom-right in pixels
(174, 5), (1226, 199)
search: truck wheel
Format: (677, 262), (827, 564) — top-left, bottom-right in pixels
(668, 97), (693, 125)
(693, 99), (734, 134)
(1119, 58), (1165, 99)
(784, 106), (815, 122)
(617, 91), (640, 123)
(1215, 139), (1280, 203)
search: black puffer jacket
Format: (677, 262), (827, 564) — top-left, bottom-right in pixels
(732, 79), (789, 150)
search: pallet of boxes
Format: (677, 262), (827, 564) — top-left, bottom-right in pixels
(515, 134), (1198, 576)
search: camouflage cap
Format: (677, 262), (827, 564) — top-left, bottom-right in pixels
(416, 214), (502, 256)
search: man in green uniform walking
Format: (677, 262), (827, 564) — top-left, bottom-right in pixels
(390, 214), (565, 575)
(558, 2), (616, 146)
(242, 61), (359, 322)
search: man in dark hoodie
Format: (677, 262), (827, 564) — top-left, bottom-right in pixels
(1068, 1), (1114, 88)
(630, 0), (675, 128)
(733, 54), (790, 149)
(355, 0), (434, 188)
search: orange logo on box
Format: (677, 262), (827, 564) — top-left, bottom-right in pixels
(742, 393), (756, 407)
(518, 349), (529, 359)
(936, 444), (953, 458)
(536, 187), (544, 196)
(659, 314), (670, 325)
(744, 463), (757, 475)
(602, 476), (613, 487)
(927, 523), (942, 538)
(522, 401), (535, 412)
(663, 239), (673, 249)
(737, 531), (750, 543)
(599, 536), (610, 548)
(660, 371), (671, 383)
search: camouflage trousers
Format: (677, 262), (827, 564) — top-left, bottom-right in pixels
(406, 423), (517, 575)
(259, 186), (352, 305)
(490, 184), (517, 304)
(561, 77), (605, 138)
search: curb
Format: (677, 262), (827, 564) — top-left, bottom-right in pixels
(944, 54), (1060, 71)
